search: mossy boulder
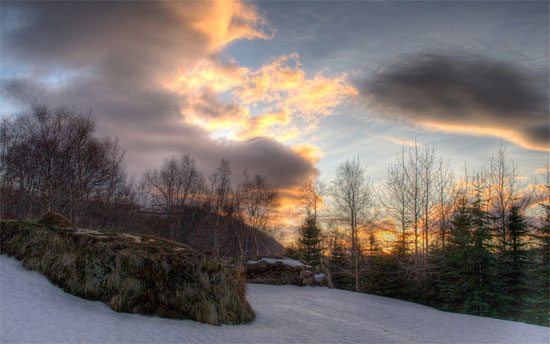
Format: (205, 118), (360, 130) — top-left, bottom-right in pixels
(0, 220), (255, 325)
(245, 257), (332, 287)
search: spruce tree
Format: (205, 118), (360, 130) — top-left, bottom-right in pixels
(501, 205), (531, 321)
(329, 235), (353, 290)
(462, 191), (501, 317)
(297, 216), (323, 266)
(441, 198), (474, 312)
(440, 191), (502, 317)
(532, 204), (550, 326)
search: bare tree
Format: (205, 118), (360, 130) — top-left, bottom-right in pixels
(330, 157), (374, 291)
(379, 147), (410, 253)
(484, 143), (521, 252)
(208, 158), (233, 214)
(402, 142), (424, 256)
(141, 153), (204, 240)
(420, 143), (439, 255)
(435, 159), (455, 250)
(298, 178), (326, 224)
(1, 105), (126, 223)
(235, 171), (279, 255)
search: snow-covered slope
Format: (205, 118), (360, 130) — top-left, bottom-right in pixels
(1, 255), (548, 343)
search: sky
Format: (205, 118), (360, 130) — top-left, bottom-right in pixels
(1, 0), (548, 234)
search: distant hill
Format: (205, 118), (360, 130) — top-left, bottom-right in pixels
(81, 203), (285, 258)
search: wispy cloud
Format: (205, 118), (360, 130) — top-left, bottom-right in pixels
(379, 136), (417, 147)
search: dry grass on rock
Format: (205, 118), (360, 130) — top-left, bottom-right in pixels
(0, 219), (255, 325)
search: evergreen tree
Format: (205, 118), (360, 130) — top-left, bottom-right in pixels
(462, 190), (501, 317)
(532, 204), (550, 326)
(439, 191), (502, 317)
(329, 235), (353, 290)
(297, 216), (323, 266)
(501, 205), (531, 321)
(284, 243), (303, 261)
(441, 198), (474, 312)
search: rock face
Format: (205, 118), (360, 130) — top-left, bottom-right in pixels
(245, 257), (332, 287)
(0, 220), (255, 325)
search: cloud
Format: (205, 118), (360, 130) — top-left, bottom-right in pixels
(362, 51), (549, 151)
(236, 54), (357, 127)
(235, 110), (297, 141)
(178, 0), (274, 50)
(0, 0), (316, 194)
(166, 53), (356, 140)
(379, 136), (418, 147)
(291, 143), (324, 165)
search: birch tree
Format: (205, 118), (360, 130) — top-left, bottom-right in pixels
(330, 157), (374, 291)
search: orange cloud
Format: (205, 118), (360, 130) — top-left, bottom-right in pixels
(422, 121), (549, 152)
(237, 54), (357, 126)
(167, 0), (272, 51)
(169, 54), (356, 143)
(167, 59), (247, 95)
(236, 111), (298, 141)
(291, 143), (324, 165)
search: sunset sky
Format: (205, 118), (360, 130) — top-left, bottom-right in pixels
(1, 1), (548, 234)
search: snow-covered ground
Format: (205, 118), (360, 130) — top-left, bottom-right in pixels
(247, 257), (307, 267)
(1, 255), (548, 344)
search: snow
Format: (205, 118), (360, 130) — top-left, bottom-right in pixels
(1, 255), (548, 344)
(247, 257), (307, 268)
(314, 273), (326, 283)
(74, 229), (107, 238)
(122, 233), (142, 243)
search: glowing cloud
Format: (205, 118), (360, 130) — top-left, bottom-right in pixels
(291, 143), (324, 165)
(237, 54), (357, 126)
(171, 53), (356, 143)
(168, 0), (273, 51)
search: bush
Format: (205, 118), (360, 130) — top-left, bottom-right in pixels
(0, 219), (255, 325)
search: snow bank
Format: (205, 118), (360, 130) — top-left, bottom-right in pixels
(2, 255), (548, 344)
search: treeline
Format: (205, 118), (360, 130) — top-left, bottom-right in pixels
(288, 146), (549, 326)
(0, 105), (283, 257)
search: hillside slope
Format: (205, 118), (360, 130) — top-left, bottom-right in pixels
(1, 255), (548, 344)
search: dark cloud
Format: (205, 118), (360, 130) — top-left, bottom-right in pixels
(1, 1), (206, 74)
(362, 51), (549, 151)
(1, 1), (316, 189)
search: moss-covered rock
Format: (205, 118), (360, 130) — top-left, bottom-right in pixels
(244, 257), (332, 287)
(0, 219), (255, 325)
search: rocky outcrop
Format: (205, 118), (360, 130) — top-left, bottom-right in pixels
(0, 219), (255, 325)
(245, 257), (332, 287)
